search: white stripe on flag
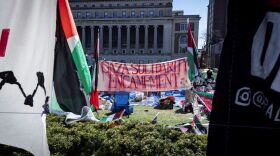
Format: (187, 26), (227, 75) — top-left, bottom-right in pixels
(67, 35), (79, 52)
(106, 114), (115, 122)
(187, 47), (194, 55)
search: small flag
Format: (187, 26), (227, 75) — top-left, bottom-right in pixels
(100, 109), (125, 122)
(192, 115), (207, 134)
(151, 112), (160, 124)
(198, 94), (213, 112)
(195, 91), (213, 120)
(114, 109), (125, 119)
(187, 18), (199, 81)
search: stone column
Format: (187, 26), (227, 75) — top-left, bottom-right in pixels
(109, 25), (112, 53)
(82, 26), (86, 50)
(118, 25), (121, 52)
(136, 25), (139, 52)
(144, 25), (148, 51)
(127, 25), (130, 52)
(154, 25), (158, 52)
(99, 26), (103, 53)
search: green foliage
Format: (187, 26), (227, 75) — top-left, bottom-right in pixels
(1, 115), (207, 156)
(98, 105), (195, 126)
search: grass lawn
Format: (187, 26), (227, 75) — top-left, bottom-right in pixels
(96, 105), (208, 126)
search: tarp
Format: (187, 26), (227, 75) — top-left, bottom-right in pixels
(0, 0), (57, 155)
(98, 58), (190, 91)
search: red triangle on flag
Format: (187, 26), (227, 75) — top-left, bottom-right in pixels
(90, 89), (99, 110)
(187, 19), (196, 49)
(113, 109), (125, 120)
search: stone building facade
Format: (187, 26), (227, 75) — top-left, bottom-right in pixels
(69, 0), (200, 64)
(206, 0), (228, 68)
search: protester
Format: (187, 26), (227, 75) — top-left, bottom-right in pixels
(155, 96), (175, 109)
(205, 69), (215, 84)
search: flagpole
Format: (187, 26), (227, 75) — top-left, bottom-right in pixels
(155, 112), (160, 117)
(90, 28), (100, 113)
(94, 29), (99, 92)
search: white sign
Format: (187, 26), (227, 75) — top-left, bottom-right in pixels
(0, 0), (57, 155)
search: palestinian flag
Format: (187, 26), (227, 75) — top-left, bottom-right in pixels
(195, 91), (214, 98)
(100, 109), (125, 122)
(90, 31), (100, 110)
(53, 0), (92, 114)
(192, 115), (207, 134)
(197, 93), (213, 119)
(58, 0), (91, 94)
(195, 91), (213, 112)
(187, 18), (199, 81)
(198, 94), (213, 112)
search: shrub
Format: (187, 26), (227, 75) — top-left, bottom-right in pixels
(0, 114), (207, 156)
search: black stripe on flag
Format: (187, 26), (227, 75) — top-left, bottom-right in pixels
(53, 9), (87, 115)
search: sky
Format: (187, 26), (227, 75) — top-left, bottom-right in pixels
(173, 0), (209, 49)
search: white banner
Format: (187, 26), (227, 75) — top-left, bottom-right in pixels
(98, 58), (190, 92)
(0, 0), (57, 155)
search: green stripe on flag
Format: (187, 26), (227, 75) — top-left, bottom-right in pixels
(195, 91), (214, 98)
(187, 51), (196, 81)
(100, 114), (114, 122)
(72, 40), (92, 94)
(50, 91), (64, 112)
